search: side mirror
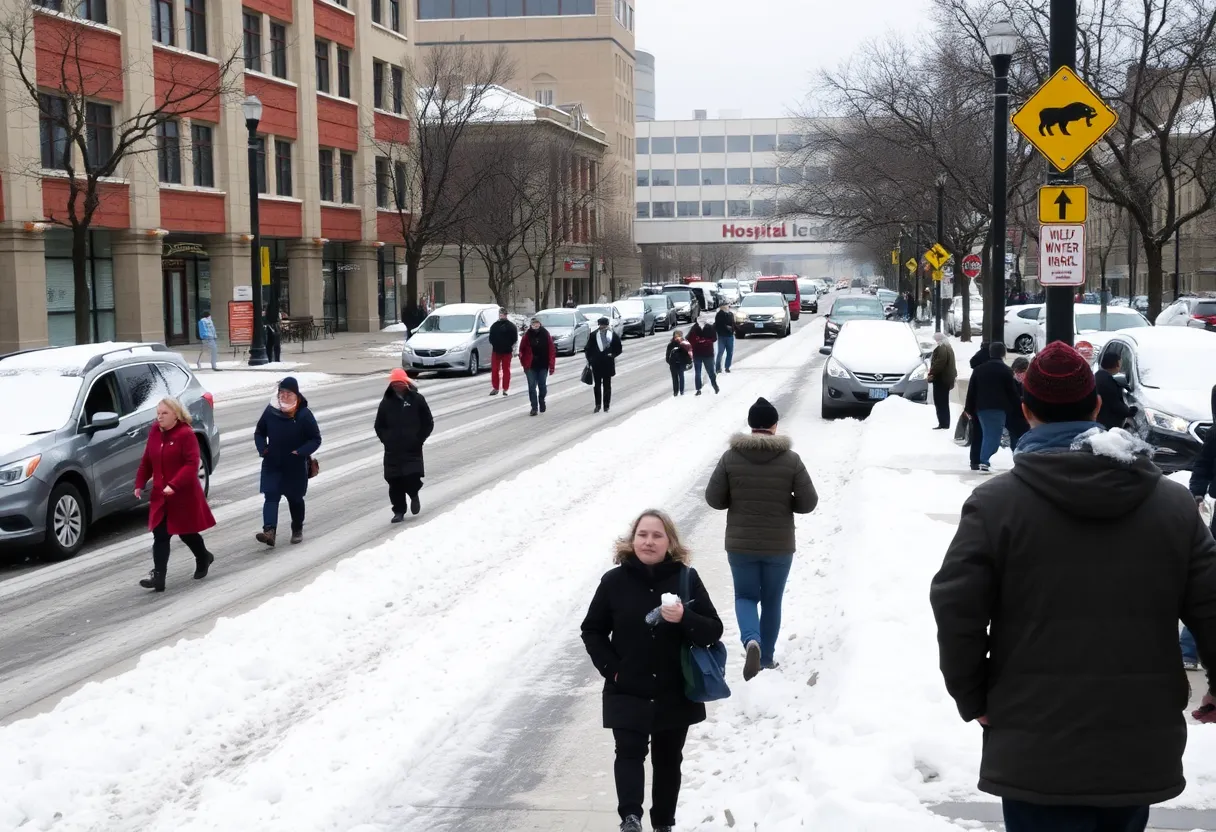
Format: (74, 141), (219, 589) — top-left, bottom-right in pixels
(819, 346), (833, 356)
(477, 326), (490, 335)
(84, 411), (120, 432)
(1113, 372), (1131, 390)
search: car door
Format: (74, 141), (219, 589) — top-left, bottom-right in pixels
(109, 363), (171, 509)
(475, 309), (495, 357)
(78, 370), (138, 510)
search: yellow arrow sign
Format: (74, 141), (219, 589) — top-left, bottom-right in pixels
(933, 269), (943, 283)
(931, 242), (950, 262)
(905, 258), (917, 274)
(891, 249), (899, 265)
(1011, 68), (1118, 172)
(1038, 185), (1088, 224)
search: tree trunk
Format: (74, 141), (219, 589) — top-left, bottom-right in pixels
(534, 271), (542, 312)
(1144, 242), (1165, 321)
(73, 226), (91, 344)
(458, 246), (467, 303)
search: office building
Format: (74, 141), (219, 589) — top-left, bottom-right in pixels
(635, 49), (654, 121)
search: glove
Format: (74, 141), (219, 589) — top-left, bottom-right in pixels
(1193, 693), (1216, 723)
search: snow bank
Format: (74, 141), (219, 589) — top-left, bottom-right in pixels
(0, 319), (823, 832)
(380, 322), (408, 333)
(195, 370), (334, 401)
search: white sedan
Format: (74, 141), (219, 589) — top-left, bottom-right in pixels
(576, 304), (625, 339)
(946, 295), (984, 337)
(1033, 304), (1151, 355)
(1004, 304), (1045, 354)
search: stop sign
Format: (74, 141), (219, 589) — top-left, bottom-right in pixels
(1076, 340), (1095, 362)
(961, 254), (982, 279)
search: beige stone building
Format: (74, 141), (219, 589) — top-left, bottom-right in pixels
(0, 0), (419, 352)
(415, 0), (640, 304)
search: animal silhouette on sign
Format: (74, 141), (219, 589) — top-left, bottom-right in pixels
(1038, 102), (1098, 136)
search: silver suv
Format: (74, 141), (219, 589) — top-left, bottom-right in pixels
(0, 343), (222, 558)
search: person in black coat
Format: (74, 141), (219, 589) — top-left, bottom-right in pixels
(374, 368), (434, 523)
(1190, 384), (1216, 537)
(665, 330), (692, 397)
(581, 510), (724, 832)
(966, 341), (991, 470)
(965, 343), (1021, 471)
(487, 307), (518, 396)
(1007, 356), (1031, 450)
(253, 376), (322, 546)
(1095, 351), (1136, 430)
(584, 317), (623, 413)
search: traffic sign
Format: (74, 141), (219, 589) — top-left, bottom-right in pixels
(905, 258), (917, 274)
(924, 243), (950, 270)
(1011, 68), (1118, 172)
(1039, 185), (1088, 224)
(1038, 224), (1086, 286)
(961, 254), (982, 279)
(932, 269), (943, 283)
(891, 249), (899, 265)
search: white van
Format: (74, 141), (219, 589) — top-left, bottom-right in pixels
(401, 303), (502, 376)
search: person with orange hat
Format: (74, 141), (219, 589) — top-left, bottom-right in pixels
(375, 368), (433, 523)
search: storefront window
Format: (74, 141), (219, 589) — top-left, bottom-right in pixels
(321, 242), (349, 331)
(161, 237), (211, 345)
(378, 245), (402, 327)
(45, 230), (115, 346)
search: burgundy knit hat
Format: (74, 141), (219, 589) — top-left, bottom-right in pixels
(1022, 342), (1096, 404)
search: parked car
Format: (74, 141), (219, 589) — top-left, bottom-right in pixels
(661, 284), (701, 322)
(733, 292), (791, 338)
(641, 295), (677, 331)
(946, 295), (985, 337)
(1096, 327), (1216, 472)
(576, 304), (625, 339)
(403, 303), (500, 376)
(819, 320), (931, 419)
(535, 308), (591, 356)
(1157, 296), (1216, 331)
(689, 281), (722, 311)
(754, 276), (801, 321)
(876, 289), (899, 317)
(1033, 303), (1150, 354)
(612, 298), (655, 337)
(1132, 295), (1150, 315)
(0, 342), (221, 559)
(1004, 303), (1045, 354)
(797, 278), (820, 314)
(823, 295), (886, 345)
(737, 280), (754, 297)
(718, 279), (742, 305)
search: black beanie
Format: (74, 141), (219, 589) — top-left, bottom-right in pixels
(278, 376), (301, 396)
(747, 397), (779, 430)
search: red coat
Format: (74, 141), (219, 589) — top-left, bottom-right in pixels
(519, 328), (557, 374)
(135, 421), (216, 535)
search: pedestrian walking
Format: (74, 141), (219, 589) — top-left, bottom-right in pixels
(584, 316), (622, 413)
(894, 294), (907, 321)
(906, 291), (916, 322)
(964, 342), (1021, 472)
(927, 332), (957, 430)
(705, 398), (817, 680)
(713, 303), (736, 374)
(565, 294), (577, 309)
(665, 330), (691, 397)
(196, 311), (218, 371)
(580, 509), (724, 832)
(253, 376), (322, 547)
(488, 307), (518, 397)
(375, 368), (434, 523)
(519, 316), (556, 416)
(1006, 356), (1031, 451)
(1096, 351), (1136, 430)
(686, 320), (718, 396)
(965, 341), (991, 471)
(133, 398), (216, 592)
(1187, 385), (1216, 676)
(265, 309), (283, 364)
(930, 342), (1216, 832)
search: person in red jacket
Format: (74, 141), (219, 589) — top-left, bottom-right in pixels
(519, 316), (557, 417)
(686, 319), (720, 396)
(133, 397), (216, 592)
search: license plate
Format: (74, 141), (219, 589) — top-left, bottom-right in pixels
(419, 357), (435, 366)
(868, 388), (888, 401)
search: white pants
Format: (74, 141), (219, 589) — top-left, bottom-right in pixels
(197, 338), (218, 370)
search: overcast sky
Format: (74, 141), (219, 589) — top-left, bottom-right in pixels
(636, 0), (935, 121)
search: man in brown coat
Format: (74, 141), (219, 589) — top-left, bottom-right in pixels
(928, 332), (958, 430)
(705, 397), (817, 680)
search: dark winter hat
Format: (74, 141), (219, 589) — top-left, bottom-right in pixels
(1022, 343), (1095, 404)
(747, 397), (779, 430)
(278, 376), (301, 396)
(598, 317), (610, 326)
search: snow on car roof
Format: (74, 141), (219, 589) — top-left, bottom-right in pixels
(0, 342), (159, 374)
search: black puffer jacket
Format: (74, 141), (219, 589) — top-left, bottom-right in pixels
(930, 430), (1216, 807)
(1190, 386), (1216, 499)
(581, 556), (724, 732)
(665, 339), (691, 368)
(704, 432), (818, 556)
(965, 358), (1021, 415)
(488, 319), (518, 355)
(373, 383), (434, 479)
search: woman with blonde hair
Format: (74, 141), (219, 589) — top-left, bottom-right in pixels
(133, 397), (216, 592)
(581, 509), (723, 832)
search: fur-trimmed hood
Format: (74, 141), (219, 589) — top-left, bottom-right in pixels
(728, 431), (792, 463)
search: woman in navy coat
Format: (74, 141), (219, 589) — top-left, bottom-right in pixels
(253, 376), (322, 546)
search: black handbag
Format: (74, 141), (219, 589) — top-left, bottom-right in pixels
(580, 363), (593, 385)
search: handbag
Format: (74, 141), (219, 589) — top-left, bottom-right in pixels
(307, 456), (320, 478)
(580, 362), (594, 385)
(677, 566), (731, 703)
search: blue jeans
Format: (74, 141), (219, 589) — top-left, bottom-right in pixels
(715, 334), (734, 372)
(669, 365), (685, 395)
(727, 553), (794, 665)
(1182, 626), (1199, 663)
(977, 409), (1006, 466)
(1001, 799), (1148, 832)
(694, 356), (718, 391)
(263, 492), (304, 531)
(525, 368), (548, 411)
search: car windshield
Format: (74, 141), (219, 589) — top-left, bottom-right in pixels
(741, 293), (784, 307)
(536, 311), (577, 328)
(0, 373), (82, 435)
(418, 313), (476, 333)
(642, 297), (666, 311)
(757, 279), (797, 300)
(579, 306), (613, 316)
(831, 299), (885, 318)
(798, 281), (817, 294)
(616, 301), (645, 315)
(1076, 311), (1148, 331)
(720, 280), (739, 289)
(1138, 342), (1216, 390)
(1194, 300), (1216, 317)
(663, 288), (692, 301)
(876, 290), (897, 303)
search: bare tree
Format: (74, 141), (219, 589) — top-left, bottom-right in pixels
(697, 244), (751, 281)
(1, 5), (242, 343)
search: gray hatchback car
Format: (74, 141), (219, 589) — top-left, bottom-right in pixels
(0, 342), (222, 558)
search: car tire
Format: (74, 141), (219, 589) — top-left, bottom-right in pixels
(782, 325), (790, 338)
(467, 351), (480, 376)
(821, 399), (835, 420)
(197, 442), (212, 497)
(1015, 334), (1034, 354)
(44, 481), (87, 560)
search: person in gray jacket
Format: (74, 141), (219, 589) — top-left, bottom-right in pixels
(705, 397), (818, 680)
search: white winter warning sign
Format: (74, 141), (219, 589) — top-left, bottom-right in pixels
(1038, 223), (1086, 287)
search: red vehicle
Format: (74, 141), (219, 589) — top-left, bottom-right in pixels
(754, 276), (801, 321)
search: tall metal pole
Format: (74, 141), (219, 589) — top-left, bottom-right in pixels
(935, 181), (945, 333)
(246, 116), (268, 366)
(1045, 0), (1076, 346)
(1173, 190), (1182, 301)
(989, 53), (1011, 345)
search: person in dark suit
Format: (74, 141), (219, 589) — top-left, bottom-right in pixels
(584, 316), (623, 413)
(1096, 351), (1136, 430)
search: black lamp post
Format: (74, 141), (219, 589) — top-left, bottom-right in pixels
(935, 174), (946, 333)
(243, 94), (269, 366)
(986, 20), (1018, 346)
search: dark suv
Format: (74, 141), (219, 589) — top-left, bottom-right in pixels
(0, 343), (222, 558)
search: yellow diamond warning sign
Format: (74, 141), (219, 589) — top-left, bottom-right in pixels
(1012, 68), (1118, 172)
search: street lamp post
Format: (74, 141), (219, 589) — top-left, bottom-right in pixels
(243, 95), (269, 366)
(935, 175), (946, 333)
(986, 20), (1018, 346)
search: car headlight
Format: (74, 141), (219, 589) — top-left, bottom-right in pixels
(826, 320), (840, 332)
(0, 455), (41, 486)
(826, 357), (850, 379)
(773, 309), (787, 320)
(909, 362), (930, 381)
(626, 318), (640, 324)
(1144, 408), (1191, 435)
(450, 341), (472, 353)
(734, 312), (747, 323)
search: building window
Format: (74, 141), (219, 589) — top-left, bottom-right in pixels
(676, 136), (698, 154)
(676, 169), (699, 186)
(389, 0), (400, 28)
(635, 202), (649, 219)
(778, 134), (803, 152)
(39, 94), (69, 171)
(727, 167), (750, 185)
(373, 61), (385, 109)
(752, 199), (775, 216)
(778, 166), (803, 184)
(275, 140), (292, 196)
(636, 169), (648, 187)
(701, 168), (725, 186)
(372, 0), (381, 22)
(254, 136), (267, 193)
(650, 136), (673, 155)
(156, 120), (181, 183)
(728, 200), (750, 217)
(391, 66), (404, 113)
(270, 22), (287, 78)
(153, 0), (174, 45)
(375, 157), (390, 208)
(76, 0), (107, 25)
(319, 148), (334, 201)
(651, 201), (674, 219)
(636, 137), (649, 155)
(702, 200), (725, 217)
(340, 152), (354, 203)
(191, 124), (214, 187)
(700, 135), (725, 154)
(185, 0), (206, 53)
(727, 135), (751, 153)
(394, 162), (406, 208)
(752, 167), (776, 185)
(752, 134), (777, 153)
(315, 40), (330, 93)
(527, 0), (558, 12)
(677, 201), (698, 218)
(535, 88), (554, 106)
(243, 12), (261, 73)
(337, 47), (351, 98)
(649, 169), (673, 186)
(84, 102), (113, 173)
(420, 0), (594, 16)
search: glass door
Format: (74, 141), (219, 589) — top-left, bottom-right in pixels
(162, 267), (189, 345)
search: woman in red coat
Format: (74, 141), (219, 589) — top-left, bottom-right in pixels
(133, 398), (216, 592)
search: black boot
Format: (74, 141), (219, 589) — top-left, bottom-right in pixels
(290, 528), (303, 545)
(409, 492), (421, 516)
(256, 526), (276, 547)
(193, 551), (214, 579)
(139, 570), (166, 592)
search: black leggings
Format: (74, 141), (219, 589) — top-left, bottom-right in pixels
(152, 517), (208, 573)
(387, 474), (423, 514)
(613, 726), (689, 827)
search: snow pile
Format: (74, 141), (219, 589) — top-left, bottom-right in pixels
(380, 322), (408, 333)
(368, 339), (405, 357)
(197, 370), (334, 401)
(0, 318), (822, 832)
